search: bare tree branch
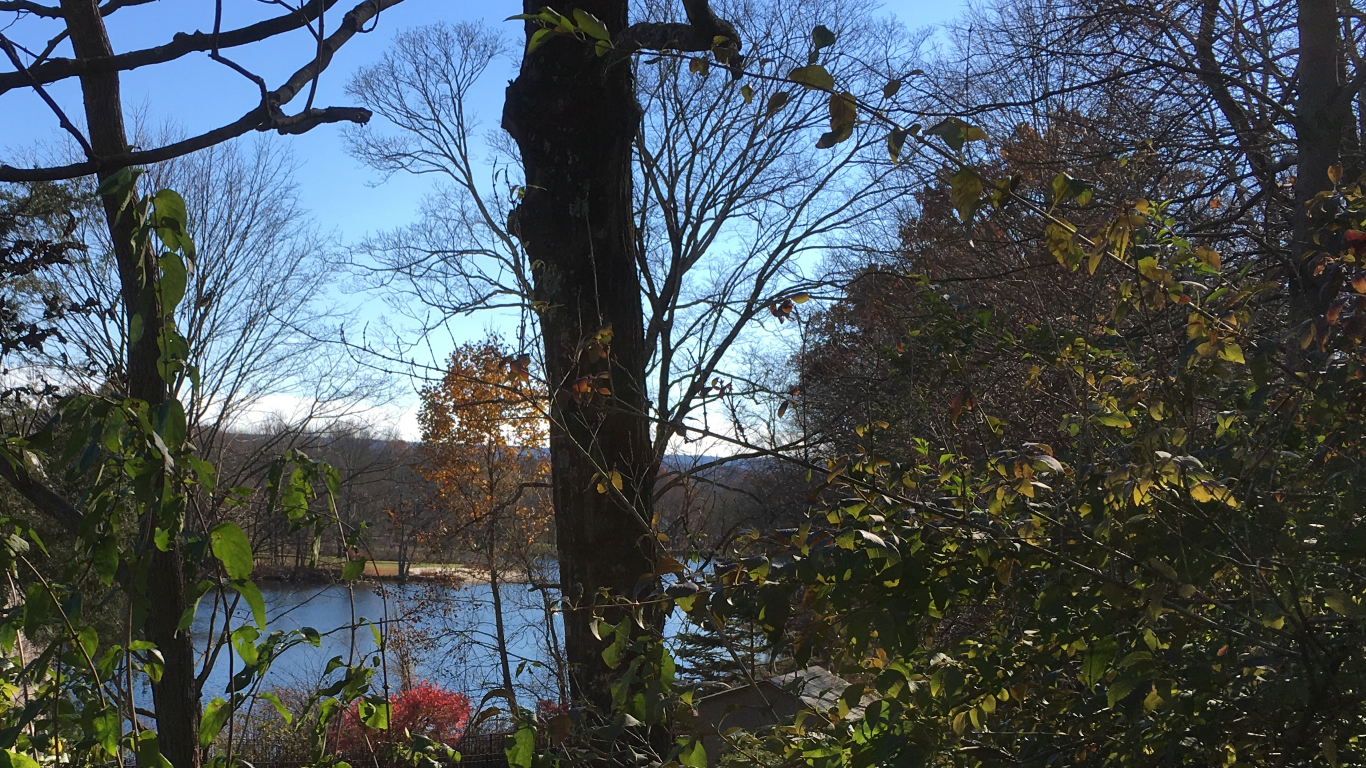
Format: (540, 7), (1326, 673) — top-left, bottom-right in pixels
(0, 0), (347, 95)
(0, 33), (94, 158)
(0, 0), (407, 182)
(0, 454), (82, 532)
(0, 0), (60, 16)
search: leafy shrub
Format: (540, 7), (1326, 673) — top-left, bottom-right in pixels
(340, 682), (472, 765)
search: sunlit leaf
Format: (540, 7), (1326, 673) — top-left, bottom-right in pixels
(788, 65), (834, 90)
(210, 522), (253, 580)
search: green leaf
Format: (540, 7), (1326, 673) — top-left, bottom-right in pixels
(1081, 636), (1118, 688)
(1143, 687), (1164, 710)
(526, 27), (554, 53)
(23, 582), (53, 634)
(1050, 172), (1095, 210)
(210, 522), (253, 580)
(1107, 678), (1136, 708)
(158, 253), (188, 312)
(811, 24), (836, 51)
(188, 455), (217, 492)
(572, 9), (610, 41)
(91, 706), (119, 756)
(887, 128), (908, 164)
(1093, 412), (1133, 428)
(179, 579), (213, 632)
(152, 189), (188, 233)
(765, 90), (792, 118)
(156, 398), (187, 453)
(343, 558), (367, 581)
(229, 580), (264, 632)
(504, 726), (535, 768)
(199, 697), (231, 749)
(840, 682), (866, 711)
(679, 738), (707, 768)
(78, 625), (98, 658)
(1, 750), (40, 768)
(135, 731), (173, 768)
(231, 625), (260, 666)
(927, 118), (985, 151)
(360, 698), (391, 729)
(258, 691), (292, 724)
(788, 65), (834, 90)
(882, 78), (901, 99)
(1325, 590), (1360, 616)
(95, 167), (139, 200)
(92, 535), (118, 586)
(602, 637), (622, 669)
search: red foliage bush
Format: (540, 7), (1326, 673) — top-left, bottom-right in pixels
(535, 698), (567, 722)
(339, 682), (472, 757)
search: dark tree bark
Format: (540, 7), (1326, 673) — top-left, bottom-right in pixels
(502, 0), (660, 709)
(1291, 0), (1351, 319)
(56, 1), (200, 765)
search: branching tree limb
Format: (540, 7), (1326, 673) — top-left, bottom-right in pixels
(0, 0), (403, 182)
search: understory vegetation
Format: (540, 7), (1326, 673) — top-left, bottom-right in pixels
(0, 0), (1362, 765)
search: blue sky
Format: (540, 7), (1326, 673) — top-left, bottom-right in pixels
(1, 0), (966, 436)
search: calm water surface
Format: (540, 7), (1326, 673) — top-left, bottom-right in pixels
(188, 580), (561, 701)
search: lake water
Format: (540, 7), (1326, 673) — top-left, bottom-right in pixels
(188, 579), (566, 705)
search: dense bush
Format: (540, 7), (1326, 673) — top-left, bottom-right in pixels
(339, 682), (472, 764)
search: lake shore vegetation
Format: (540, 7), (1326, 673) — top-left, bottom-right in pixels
(0, 0), (1364, 765)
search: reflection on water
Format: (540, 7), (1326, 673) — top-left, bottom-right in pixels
(189, 579), (563, 703)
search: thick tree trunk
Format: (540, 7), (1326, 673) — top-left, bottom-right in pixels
(57, 1), (199, 765)
(1291, 0), (1349, 319)
(502, 0), (659, 710)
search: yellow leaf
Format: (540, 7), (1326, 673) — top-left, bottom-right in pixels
(655, 556), (686, 575)
(1087, 249), (1103, 275)
(610, 470), (624, 491)
(1190, 480), (1237, 508)
(788, 64), (834, 90)
(1093, 412), (1132, 429)
(1325, 590), (1359, 616)
(1143, 687), (1163, 711)
(1137, 256), (1164, 282)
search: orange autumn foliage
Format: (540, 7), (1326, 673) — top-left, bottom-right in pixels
(417, 336), (551, 551)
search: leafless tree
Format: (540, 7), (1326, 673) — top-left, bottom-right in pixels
(345, 0), (922, 504)
(343, 0), (924, 705)
(46, 136), (392, 461)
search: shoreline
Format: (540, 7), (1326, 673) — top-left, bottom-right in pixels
(252, 562), (541, 587)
